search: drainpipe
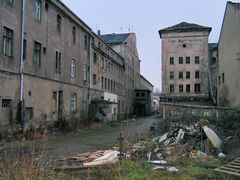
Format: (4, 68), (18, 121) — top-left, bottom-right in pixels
(19, 0), (25, 127)
(87, 32), (93, 118)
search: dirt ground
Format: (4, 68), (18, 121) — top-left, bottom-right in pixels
(45, 115), (159, 160)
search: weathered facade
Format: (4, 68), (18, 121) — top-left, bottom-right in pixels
(159, 22), (213, 105)
(134, 75), (154, 116)
(0, 0), (153, 131)
(218, 2), (240, 108)
(100, 33), (141, 117)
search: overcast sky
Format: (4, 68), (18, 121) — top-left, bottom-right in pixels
(61, 0), (239, 91)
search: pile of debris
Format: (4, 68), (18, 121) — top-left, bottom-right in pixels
(57, 149), (123, 170)
(131, 122), (224, 172)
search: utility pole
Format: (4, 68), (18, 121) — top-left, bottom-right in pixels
(19, 0), (25, 127)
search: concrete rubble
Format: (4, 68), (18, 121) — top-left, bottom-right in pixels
(130, 122), (224, 172)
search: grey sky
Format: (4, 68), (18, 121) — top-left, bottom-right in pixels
(61, 0), (239, 90)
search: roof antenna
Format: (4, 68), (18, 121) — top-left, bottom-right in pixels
(120, 25), (123, 33)
(128, 24), (130, 32)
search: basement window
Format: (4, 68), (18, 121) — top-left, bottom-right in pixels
(2, 99), (12, 108)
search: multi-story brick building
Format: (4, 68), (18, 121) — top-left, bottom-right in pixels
(0, 0), (152, 131)
(159, 22), (213, 105)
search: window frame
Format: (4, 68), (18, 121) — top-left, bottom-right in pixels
(186, 56), (190, 64)
(55, 51), (61, 74)
(169, 57), (174, 65)
(35, 0), (41, 21)
(71, 59), (76, 78)
(179, 57), (183, 64)
(195, 56), (200, 64)
(33, 41), (41, 67)
(186, 71), (190, 79)
(2, 27), (13, 57)
(70, 93), (77, 112)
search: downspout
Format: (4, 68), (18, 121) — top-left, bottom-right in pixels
(87, 32), (93, 118)
(19, 0), (25, 127)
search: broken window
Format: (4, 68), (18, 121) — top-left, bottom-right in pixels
(195, 71), (200, 79)
(72, 26), (76, 44)
(170, 57), (174, 65)
(186, 84), (191, 92)
(101, 76), (104, 90)
(84, 35), (88, 50)
(179, 72), (183, 79)
(70, 93), (77, 112)
(93, 52), (97, 63)
(179, 57), (183, 64)
(186, 57), (190, 64)
(195, 56), (200, 64)
(3, 27), (13, 57)
(2, 99), (12, 108)
(186, 71), (190, 79)
(93, 74), (96, 85)
(170, 71), (174, 80)
(179, 84), (183, 93)
(57, 14), (61, 33)
(218, 76), (221, 86)
(169, 84), (174, 93)
(33, 41), (41, 66)
(55, 51), (61, 73)
(194, 83), (201, 93)
(23, 39), (27, 60)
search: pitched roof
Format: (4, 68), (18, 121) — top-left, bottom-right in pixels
(159, 22), (212, 37)
(100, 33), (131, 44)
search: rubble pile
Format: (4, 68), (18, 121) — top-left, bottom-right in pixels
(57, 149), (122, 170)
(131, 122), (224, 172)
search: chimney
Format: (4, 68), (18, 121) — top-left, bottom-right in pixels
(97, 30), (101, 36)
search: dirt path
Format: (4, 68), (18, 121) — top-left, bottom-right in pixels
(45, 115), (159, 160)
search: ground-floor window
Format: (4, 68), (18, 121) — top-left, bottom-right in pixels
(70, 93), (77, 112)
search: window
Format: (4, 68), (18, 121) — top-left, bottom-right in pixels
(23, 39), (27, 60)
(170, 57), (174, 65)
(179, 72), (183, 79)
(170, 71), (174, 80)
(108, 79), (110, 90)
(179, 84), (183, 93)
(2, 99), (12, 108)
(93, 52), (97, 63)
(195, 56), (200, 64)
(186, 57), (190, 64)
(3, 27), (13, 56)
(55, 51), (61, 73)
(72, 26), (76, 43)
(136, 92), (140, 97)
(222, 73), (225, 83)
(105, 77), (107, 90)
(194, 83), (201, 93)
(70, 93), (77, 112)
(83, 64), (87, 81)
(141, 92), (145, 97)
(186, 84), (191, 92)
(101, 77), (104, 89)
(179, 57), (183, 64)
(218, 76), (221, 86)
(71, 59), (76, 77)
(35, 0), (41, 21)
(93, 74), (96, 85)
(170, 84), (174, 93)
(195, 71), (200, 79)
(186, 71), (190, 79)
(33, 41), (41, 66)
(57, 15), (61, 33)
(84, 35), (88, 50)
(8, 0), (14, 5)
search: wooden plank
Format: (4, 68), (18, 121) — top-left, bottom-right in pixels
(215, 169), (240, 176)
(218, 167), (238, 172)
(225, 164), (240, 169)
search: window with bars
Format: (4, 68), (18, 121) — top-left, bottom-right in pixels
(3, 27), (13, 56)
